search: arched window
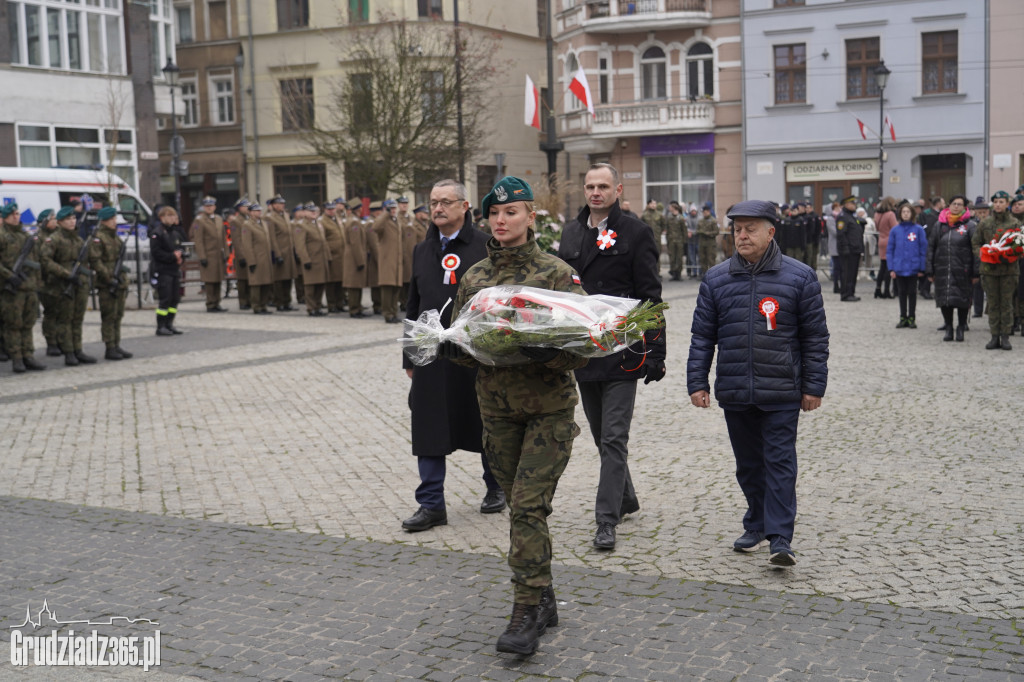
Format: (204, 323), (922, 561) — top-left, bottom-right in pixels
(686, 43), (714, 99)
(641, 46), (667, 101)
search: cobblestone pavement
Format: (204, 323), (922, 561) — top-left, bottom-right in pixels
(0, 277), (1022, 680)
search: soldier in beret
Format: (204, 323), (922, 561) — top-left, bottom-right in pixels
(34, 209), (63, 356)
(88, 207), (133, 360)
(0, 203), (45, 372)
(39, 206), (98, 364)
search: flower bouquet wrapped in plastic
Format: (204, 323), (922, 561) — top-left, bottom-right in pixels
(401, 285), (668, 367)
(979, 227), (1024, 265)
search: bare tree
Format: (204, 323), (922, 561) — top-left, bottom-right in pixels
(288, 16), (500, 199)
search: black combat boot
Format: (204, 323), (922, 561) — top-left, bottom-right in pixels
(115, 346), (133, 359)
(12, 357), (26, 373)
(75, 350), (97, 364)
(1000, 335), (1012, 350)
(105, 346), (123, 361)
(22, 355), (45, 371)
(166, 313), (183, 334)
(65, 352), (80, 366)
(955, 325), (965, 342)
(46, 344), (62, 357)
(495, 603), (541, 655)
(156, 315), (174, 336)
(943, 327), (954, 342)
(985, 335), (1001, 350)
(537, 586), (559, 636)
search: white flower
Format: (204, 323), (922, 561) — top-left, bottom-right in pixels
(557, 214), (565, 222)
(537, 209), (550, 216)
(550, 224), (561, 232)
(551, 240), (560, 250)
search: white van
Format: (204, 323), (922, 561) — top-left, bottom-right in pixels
(0, 166), (153, 285)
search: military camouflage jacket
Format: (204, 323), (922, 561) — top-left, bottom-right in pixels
(88, 225), (128, 290)
(40, 227), (87, 294)
(0, 222), (41, 292)
(972, 210), (1022, 277)
(697, 216), (719, 239)
(452, 237), (588, 417)
(664, 213), (687, 242)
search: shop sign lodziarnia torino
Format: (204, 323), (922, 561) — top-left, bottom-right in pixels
(785, 159), (879, 182)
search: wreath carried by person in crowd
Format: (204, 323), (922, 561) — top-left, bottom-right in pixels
(400, 285), (668, 367)
(980, 226), (1024, 264)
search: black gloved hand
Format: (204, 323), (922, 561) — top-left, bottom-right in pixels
(248, 264), (256, 273)
(303, 262), (312, 271)
(520, 346), (559, 363)
(237, 258), (247, 268)
(6, 274), (23, 290)
(642, 358), (666, 385)
(357, 264), (365, 271)
(200, 259), (209, 268)
(274, 257), (284, 265)
(438, 340), (466, 361)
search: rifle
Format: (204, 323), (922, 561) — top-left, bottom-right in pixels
(63, 227), (97, 298)
(108, 237), (128, 296)
(3, 234), (41, 294)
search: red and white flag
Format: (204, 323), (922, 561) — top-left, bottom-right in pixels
(856, 118), (868, 140)
(568, 66), (595, 118)
(884, 114), (896, 141)
(524, 75), (541, 130)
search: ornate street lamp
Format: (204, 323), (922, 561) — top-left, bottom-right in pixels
(162, 57), (182, 214)
(874, 60), (891, 196)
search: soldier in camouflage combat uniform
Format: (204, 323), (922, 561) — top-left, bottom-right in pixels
(88, 206), (133, 360)
(39, 206), (97, 365)
(696, 205), (720, 275)
(972, 191), (1022, 350)
(448, 177), (586, 657)
(0, 203), (45, 373)
(664, 201), (687, 280)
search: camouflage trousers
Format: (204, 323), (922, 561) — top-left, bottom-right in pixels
(0, 289), (39, 359)
(98, 287), (126, 347)
(804, 243), (820, 271)
(785, 246), (805, 263)
(39, 291), (60, 346)
(699, 236), (718, 274)
(46, 285), (88, 352)
(981, 273), (1018, 335)
(666, 236), (686, 276)
(482, 407), (580, 605)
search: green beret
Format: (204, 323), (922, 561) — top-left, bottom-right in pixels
(0, 202), (18, 218)
(481, 176), (534, 217)
(991, 191), (1011, 202)
(97, 206), (118, 221)
(56, 206), (75, 220)
(1013, 194), (1024, 204)
(37, 209), (54, 224)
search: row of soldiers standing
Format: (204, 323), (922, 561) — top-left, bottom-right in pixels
(192, 195), (429, 321)
(640, 200), (722, 280)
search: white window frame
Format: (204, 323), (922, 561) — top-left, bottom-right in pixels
(15, 122), (137, 183)
(180, 78), (200, 128)
(685, 42), (715, 101)
(175, 1), (195, 44)
(8, 0), (124, 74)
(209, 73), (236, 125)
(150, 0), (175, 80)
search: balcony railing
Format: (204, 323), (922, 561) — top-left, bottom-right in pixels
(578, 0), (709, 26)
(560, 100), (714, 138)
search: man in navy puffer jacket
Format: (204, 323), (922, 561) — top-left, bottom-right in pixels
(686, 200), (829, 567)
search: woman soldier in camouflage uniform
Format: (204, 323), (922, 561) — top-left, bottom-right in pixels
(446, 177), (586, 657)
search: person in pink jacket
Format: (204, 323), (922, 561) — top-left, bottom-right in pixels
(873, 196), (898, 299)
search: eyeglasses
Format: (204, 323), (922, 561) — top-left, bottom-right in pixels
(429, 199), (460, 209)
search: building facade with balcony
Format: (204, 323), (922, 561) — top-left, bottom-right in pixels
(156, 0), (244, 226)
(989, 0), (1024, 195)
(239, 0), (550, 208)
(742, 0), (986, 212)
(554, 0), (743, 216)
(0, 0), (178, 207)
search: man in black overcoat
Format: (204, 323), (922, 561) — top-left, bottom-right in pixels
(401, 179), (505, 532)
(557, 163), (666, 551)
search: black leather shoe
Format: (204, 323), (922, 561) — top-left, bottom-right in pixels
(156, 326), (175, 336)
(537, 586), (558, 636)
(207, 306), (227, 313)
(480, 488), (506, 514)
(620, 499), (640, 516)
(307, 310), (327, 317)
(22, 355), (46, 371)
(74, 350), (97, 364)
(496, 603), (541, 655)
(350, 312), (369, 318)
(943, 327), (954, 342)
(840, 296), (861, 302)
(593, 522), (616, 550)
(46, 345), (62, 357)
(955, 326), (965, 342)
(115, 347), (133, 359)
(401, 507), (447, 532)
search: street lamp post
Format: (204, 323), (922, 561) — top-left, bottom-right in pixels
(874, 60), (891, 199)
(162, 58), (182, 215)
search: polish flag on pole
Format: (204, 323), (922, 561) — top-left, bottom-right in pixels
(524, 75), (541, 130)
(884, 114), (896, 141)
(856, 118), (868, 140)
(568, 66), (595, 118)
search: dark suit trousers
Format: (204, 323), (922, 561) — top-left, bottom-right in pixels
(839, 253), (860, 298)
(723, 406), (799, 543)
(579, 380), (638, 526)
(416, 455), (499, 510)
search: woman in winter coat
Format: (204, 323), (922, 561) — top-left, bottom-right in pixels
(887, 202), (929, 328)
(926, 195), (977, 342)
(873, 196), (898, 298)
